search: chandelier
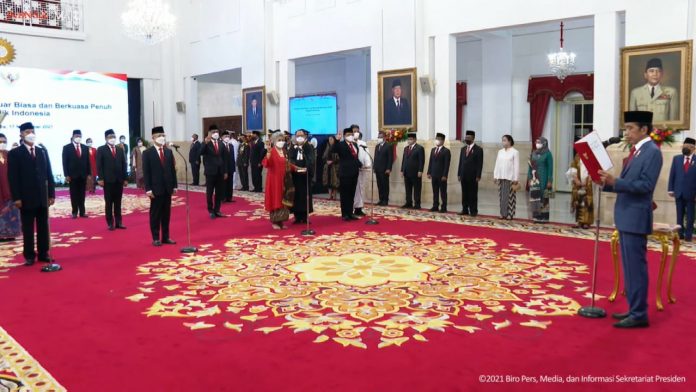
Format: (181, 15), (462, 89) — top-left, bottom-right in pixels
(547, 22), (576, 81)
(121, 0), (176, 45)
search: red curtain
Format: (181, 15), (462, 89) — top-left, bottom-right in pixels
(527, 74), (593, 145)
(456, 82), (467, 140)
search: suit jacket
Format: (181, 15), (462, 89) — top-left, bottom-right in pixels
(250, 140), (266, 167)
(401, 143), (425, 178)
(223, 142), (237, 174)
(237, 143), (250, 168)
(119, 143), (129, 158)
(62, 142), (91, 179)
(373, 142), (394, 174)
(288, 143), (315, 177)
(384, 97), (412, 126)
(427, 146), (451, 179)
(331, 140), (362, 178)
(189, 140), (202, 164)
(604, 140), (662, 235)
(247, 108), (263, 130)
(142, 146), (177, 196)
(668, 154), (696, 199)
(8, 144), (56, 209)
(458, 144), (484, 180)
(200, 140), (228, 177)
(96, 144), (127, 183)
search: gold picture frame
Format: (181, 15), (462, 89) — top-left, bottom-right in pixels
(620, 40), (692, 129)
(378, 67), (417, 130)
(242, 86), (266, 133)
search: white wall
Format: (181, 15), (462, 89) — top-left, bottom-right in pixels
(197, 82), (242, 120)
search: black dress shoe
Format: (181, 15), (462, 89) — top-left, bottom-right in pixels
(72, 213), (78, 219)
(458, 211), (468, 216)
(215, 212), (227, 218)
(349, 215), (360, 220)
(439, 208), (447, 213)
(108, 225), (115, 231)
(210, 213), (216, 219)
(116, 224), (127, 229)
(152, 240), (162, 247)
(470, 213), (478, 217)
(354, 209), (366, 216)
(401, 204), (413, 209)
(162, 239), (177, 245)
(413, 205), (421, 210)
(24, 259), (35, 266)
(38, 257), (52, 263)
(429, 207), (439, 212)
(613, 317), (649, 328)
(342, 216), (351, 221)
(80, 214), (89, 218)
(612, 311), (630, 320)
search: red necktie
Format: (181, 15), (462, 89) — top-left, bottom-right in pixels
(213, 141), (219, 154)
(435, 147), (440, 158)
(110, 146), (116, 158)
(624, 146), (636, 167)
(30, 146), (35, 159)
(159, 147), (165, 165)
(75, 144), (81, 158)
(685, 156), (691, 173)
(349, 142), (357, 158)
(466, 146), (471, 157)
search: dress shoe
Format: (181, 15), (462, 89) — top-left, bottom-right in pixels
(349, 215), (360, 220)
(162, 239), (177, 245)
(80, 214), (89, 218)
(38, 257), (52, 263)
(354, 209), (366, 216)
(613, 317), (649, 328)
(342, 216), (351, 222)
(439, 208), (447, 213)
(210, 213), (216, 219)
(116, 224), (127, 230)
(470, 213), (478, 217)
(72, 213), (78, 219)
(24, 259), (35, 266)
(401, 204), (413, 209)
(108, 225), (115, 231)
(429, 207), (439, 212)
(152, 240), (162, 247)
(612, 311), (630, 320)
(413, 205), (421, 210)
(215, 212), (227, 218)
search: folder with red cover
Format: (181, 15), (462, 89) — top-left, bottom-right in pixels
(573, 131), (614, 182)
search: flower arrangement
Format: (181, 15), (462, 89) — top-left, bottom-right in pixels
(382, 128), (412, 144)
(622, 127), (681, 149)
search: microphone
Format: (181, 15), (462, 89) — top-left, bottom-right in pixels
(169, 143), (181, 149)
(602, 136), (622, 148)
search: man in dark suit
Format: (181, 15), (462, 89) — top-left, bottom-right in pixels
(96, 129), (128, 231)
(401, 132), (424, 209)
(118, 135), (129, 162)
(237, 134), (250, 191)
(331, 128), (362, 221)
(668, 137), (696, 241)
(598, 111), (662, 328)
(222, 131), (236, 202)
(457, 130), (484, 216)
(200, 125), (228, 218)
(188, 133), (202, 186)
(62, 129), (91, 218)
(427, 133), (451, 213)
(246, 97), (263, 131)
(384, 79), (412, 126)
(8, 122), (56, 265)
(249, 130), (266, 192)
(373, 131), (394, 206)
(142, 126), (178, 247)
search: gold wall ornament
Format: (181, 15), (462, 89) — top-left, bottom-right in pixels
(0, 38), (16, 65)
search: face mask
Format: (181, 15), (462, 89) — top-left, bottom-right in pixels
(683, 147), (692, 156)
(535, 143), (544, 150)
(155, 136), (166, 145)
(25, 134), (36, 144)
(0, 143), (6, 151)
(137, 141), (143, 147)
(353, 132), (360, 140)
(434, 139), (442, 146)
(120, 139), (125, 143)
(73, 137), (82, 144)
(275, 141), (285, 149)
(296, 136), (306, 143)
(223, 137), (230, 143)
(107, 138), (117, 146)
(377, 138), (384, 144)
(86, 142), (93, 147)
(211, 133), (219, 140)
(345, 135), (355, 143)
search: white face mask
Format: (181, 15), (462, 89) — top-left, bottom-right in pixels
(107, 138), (117, 146)
(120, 139), (125, 144)
(275, 141), (285, 149)
(155, 136), (166, 145)
(535, 143), (544, 149)
(353, 132), (360, 140)
(137, 141), (143, 146)
(211, 133), (220, 140)
(377, 138), (384, 144)
(223, 137), (230, 143)
(434, 139), (442, 146)
(0, 143), (6, 151)
(345, 135), (355, 143)
(24, 133), (36, 144)
(73, 137), (82, 144)
(296, 136), (306, 143)
(86, 142), (93, 147)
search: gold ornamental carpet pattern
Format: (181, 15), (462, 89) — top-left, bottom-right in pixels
(130, 232), (589, 349)
(0, 327), (66, 392)
(52, 192), (184, 218)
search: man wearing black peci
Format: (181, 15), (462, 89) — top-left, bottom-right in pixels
(331, 128), (362, 221)
(458, 130), (484, 216)
(96, 129), (128, 231)
(142, 126), (178, 247)
(188, 133), (202, 186)
(427, 132), (451, 213)
(373, 130), (394, 206)
(8, 122), (56, 266)
(249, 130), (266, 192)
(62, 129), (91, 218)
(401, 132), (425, 209)
(200, 125), (228, 218)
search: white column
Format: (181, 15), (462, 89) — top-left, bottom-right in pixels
(184, 77), (199, 137)
(433, 34), (456, 141)
(278, 59), (295, 132)
(593, 12), (621, 140)
(481, 33), (512, 143)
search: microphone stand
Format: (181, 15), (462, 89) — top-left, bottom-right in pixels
(578, 183), (606, 318)
(41, 179), (61, 272)
(364, 148), (378, 225)
(301, 164), (315, 236)
(173, 145), (197, 253)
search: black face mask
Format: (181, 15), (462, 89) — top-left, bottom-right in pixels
(683, 147), (692, 156)
(465, 139), (473, 145)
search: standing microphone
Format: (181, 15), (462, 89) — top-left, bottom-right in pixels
(602, 137), (622, 148)
(168, 143), (181, 149)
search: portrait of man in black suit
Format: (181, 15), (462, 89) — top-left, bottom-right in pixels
(379, 68), (417, 129)
(243, 86), (266, 132)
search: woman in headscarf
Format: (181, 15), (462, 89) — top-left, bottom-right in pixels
(0, 133), (20, 241)
(527, 136), (554, 223)
(131, 137), (147, 189)
(322, 135), (340, 200)
(263, 131), (296, 229)
(288, 129), (315, 224)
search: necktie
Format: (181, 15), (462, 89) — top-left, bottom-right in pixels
(159, 147), (165, 165)
(685, 156), (691, 173)
(110, 146), (116, 158)
(397, 99), (401, 111)
(625, 146), (637, 167)
(213, 141), (219, 154)
(466, 146), (472, 157)
(348, 142), (357, 158)
(651, 86), (655, 98)
(30, 146), (35, 159)
(75, 144), (81, 158)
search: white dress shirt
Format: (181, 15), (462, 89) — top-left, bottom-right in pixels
(493, 147), (519, 181)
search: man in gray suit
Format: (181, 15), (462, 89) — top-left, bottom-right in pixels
(598, 111), (662, 328)
(629, 58), (679, 122)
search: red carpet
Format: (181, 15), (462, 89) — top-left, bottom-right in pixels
(0, 187), (694, 391)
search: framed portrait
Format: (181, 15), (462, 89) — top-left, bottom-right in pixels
(378, 67), (417, 130)
(242, 86), (266, 132)
(621, 40), (692, 129)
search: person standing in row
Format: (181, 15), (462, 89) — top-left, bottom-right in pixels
(97, 129), (128, 231)
(8, 122), (56, 265)
(229, 131), (241, 190)
(142, 126), (177, 247)
(289, 129), (314, 224)
(201, 125), (228, 219)
(322, 135), (340, 200)
(568, 153), (593, 229)
(222, 131), (236, 202)
(457, 130), (483, 216)
(118, 135), (129, 166)
(189, 133), (202, 186)
(427, 133), (450, 213)
(373, 131), (393, 206)
(263, 132), (292, 229)
(237, 134), (250, 191)
(250, 130), (266, 192)
(0, 133), (21, 242)
(668, 137), (696, 241)
(353, 128), (372, 217)
(493, 134), (519, 220)
(62, 129), (91, 219)
(527, 137), (554, 223)
(333, 128), (362, 221)
(401, 132), (424, 210)
(132, 137), (147, 189)
(86, 138), (98, 194)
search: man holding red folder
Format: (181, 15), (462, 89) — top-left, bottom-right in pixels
(597, 111), (662, 328)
